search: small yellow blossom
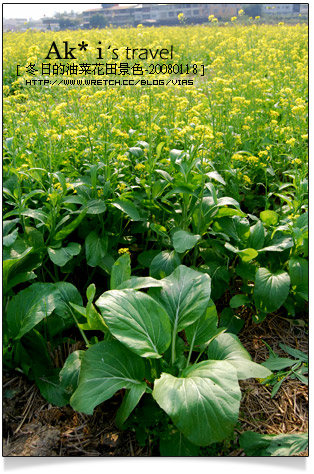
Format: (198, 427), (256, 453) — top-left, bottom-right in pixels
(117, 183), (126, 192)
(135, 163), (146, 171)
(292, 158), (302, 165)
(243, 175), (252, 185)
(118, 248), (130, 255)
(117, 154), (128, 162)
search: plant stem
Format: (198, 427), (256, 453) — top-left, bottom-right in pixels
(68, 304), (89, 347)
(84, 267), (96, 292)
(186, 334), (196, 368)
(194, 347), (207, 365)
(171, 322), (178, 366)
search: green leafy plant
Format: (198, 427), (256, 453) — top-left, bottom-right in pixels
(260, 342), (308, 398)
(3, 280), (85, 405)
(68, 258), (271, 452)
(240, 431), (308, 456)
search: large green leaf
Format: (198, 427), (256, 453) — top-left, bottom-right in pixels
(36, 371), (69, 407)
(59, 350), (85, 400)
(224, 243), (258, 262)
(199, 261), (230, 300)
(260, 210), (279, 226)
(116, 383), (147, 429)
(14, 329), (54, 379)
(295, 212), (308, 229)
(217, 196), (241, 208)
(3, 228), (18, 247)
(172, 230), (201, 253)
(153, 360), (241, 446)
(254, 268), (290, 314)
(85, 231), (108, 267)
(96, 289), (171, 358)
(192, 196), (218, 233)
(116, 276), (163, 290)
(7, 282), (82, 340)
(3, 242), (37, 293)
(21, 208), (49, 225)
(229, 294), (251, 308)
(258, 233), (294, 253)
(207, 333), (271, 380)
(112, 199), (142, 221)
(128, 146), (144, 158)
(213, 216), (250, 243)
(239, 431), (308, 456)
(247, 220), (265, 250)
(110, 253), (131, 289)
(219, 307), (244, 335)
(3, 218), (20, 236)
(149, 250), (181, 279)
(206, 171), (226, 185)
(159, 430), (200, 456)
(7, 283), (58, 339)
(48, 242), (81, 267)
(289, 257), (308, 300)
(53, 281), (83, 318)
(185, 300), (224, 347)
(70, 340), (146, 415)
(86, 199), (106, 215)
(24, 226), (44, 249)
(216, 208), (246, 218)
(150, 265), (211, 333)
(54, 209), (87, 241)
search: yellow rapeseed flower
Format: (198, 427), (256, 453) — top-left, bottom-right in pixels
(118, 248), (130, 255)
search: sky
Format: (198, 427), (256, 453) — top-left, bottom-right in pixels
(3, 3), (104, 20)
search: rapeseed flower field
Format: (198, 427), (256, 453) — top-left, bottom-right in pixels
(4, 23), (308, 178)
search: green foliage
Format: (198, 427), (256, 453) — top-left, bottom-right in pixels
(89, 14), (107, 28)
(69, 265), (271, 449)
(253, 268), (290, 314)
(240, 431), (308, 456)
(70, 340), (146, 415)
(260, 342), (308, 398)
(2, 22), (308, 455)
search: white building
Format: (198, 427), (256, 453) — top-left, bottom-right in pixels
(83, 3), (241, 27)
(262, 4), (306, 15)
(3, 18), (27, 31)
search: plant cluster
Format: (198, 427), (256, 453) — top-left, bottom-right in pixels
(3, 22), (308, 456)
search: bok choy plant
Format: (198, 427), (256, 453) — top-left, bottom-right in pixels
(69, 257), (271, 449)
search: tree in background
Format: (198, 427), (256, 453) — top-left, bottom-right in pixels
(59, 18), (77, 29)
(89, 14), (107, 28)
(243, 4), (262, 18)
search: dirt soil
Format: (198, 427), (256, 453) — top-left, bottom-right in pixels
(3, 313), (308, 457)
